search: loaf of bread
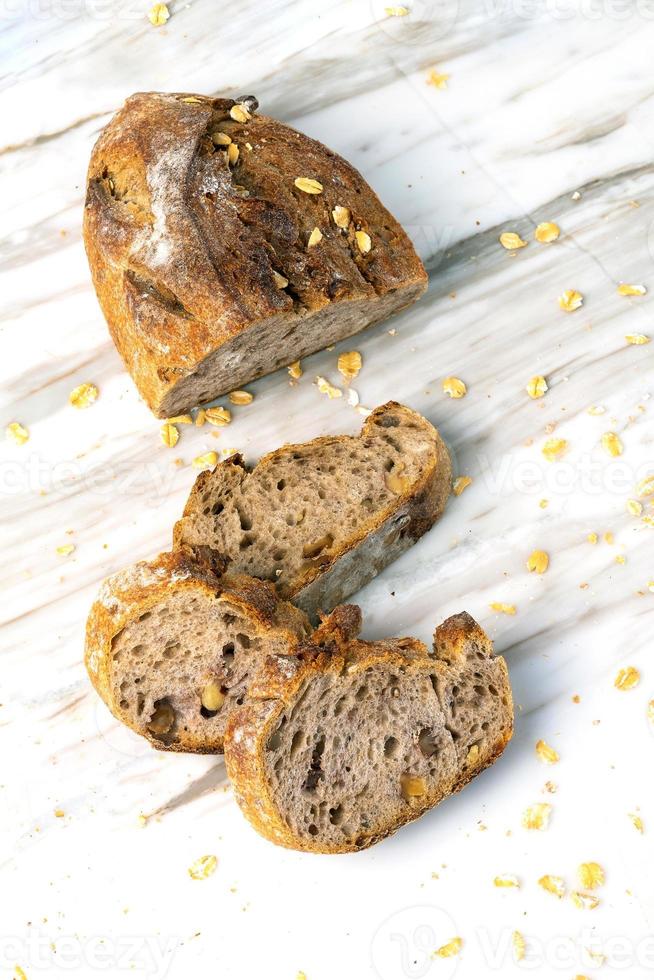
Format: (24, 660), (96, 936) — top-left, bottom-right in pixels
(174, 402), (451, 621)
(225, 610), (513, 853)
(84, 549), (311, 753)
(83, 92), (428, 417)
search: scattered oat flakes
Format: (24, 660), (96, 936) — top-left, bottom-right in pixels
(211, 131), (231, 146)
(558, 289), (584, 312)
(466, 744), (480, 765)
(535, 222), (560, 243)
(56, 544), (75, 557)
(205, 407), (231, 426)
(647, 700), (654, 724)
(453, 476), (472, 496)
(307, 227), (323, 248)
(536, 739), (559, 764)
(426, 68), (449, 89)
(54, 808), (65, 818)
(6, 421), (29, 445)
(544, 780), (557, 793)
(629, 813), (644, 833)
(160, 423), (179, 448)
(617, 283), (647, 296)
(603, 531), (614, 544)
(296, 973), (307, 980)
(227, 143), (239, 165)
(527, 550), (549, 574)
(627, 499), (643, 516)
(578, 862), (604, 889)
(229, 391), (253, 406)
(355, 230), (372, 254)
(526, 375), (548, 399)
(539, 498), (548, 508)
(443, 376), (467, 399)
(522, 802), (551, 830)
(512, 931), (526, 962)
(636, 474), (654, 496)
(148, 2), (169, 25)
(230, 103), (251, 123)
(288, 360), (303, 380)
(331, 205), (351, 229)
(614, 666), (639, 691)
(69, 382), (98, 409)
(499, 231), (527, 250)
(432, 937), (462, 959)
(193, 452), (218, 470)
(571, 891), (600, 910)
(137, 813), (148, 828)
(338, 351), (362, 382)
(615, 554), (626, 565)
(494, 874), (520, 888)
(626, 333), (650, 345)
(315, 377), (342, 399)
(347, 388), (360, 408)
(571, 190), (581, 200)
(14, 968), (27, 980)
(385, 5), (409, 14)
(188, 854), (218, 880)
(490, 602), (516, 616)
(168, 414), (193, 425)
(294, 177), (323, 195)
(587, 404), (606, 415)
(601, 431), (623, 457)
(538, 874), (565, 897)
(273, 271), (289, 289)
(542, 438), (568, 461)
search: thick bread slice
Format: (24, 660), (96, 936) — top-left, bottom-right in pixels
(84, 550), (311, 753)
(224, 611), (513, 853)
(174, 402), (451, 621)
(83, 92), (427, 417)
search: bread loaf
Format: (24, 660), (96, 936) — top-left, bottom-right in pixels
(84, 550), (311, 753)
(225, 610), (513, 853)
(83, 92), (428, 417)
(174, 402), (451, 621)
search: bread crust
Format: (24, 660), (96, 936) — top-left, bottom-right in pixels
(224, 611), (513, 853)
(174, 402), (452, 621)
(84, 550), (310, 753)
(83, 92), (427, 416)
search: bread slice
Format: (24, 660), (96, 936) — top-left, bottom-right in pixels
(83, 92), (427, 417)
(84, 549), (311, 753)
(174, 402), (451, 621)
(224, 610), (513, 853)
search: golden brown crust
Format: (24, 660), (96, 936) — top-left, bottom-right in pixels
(84, 550), (310, 753)
(83, 92), (427, 416)
(224, 611), (513, 853)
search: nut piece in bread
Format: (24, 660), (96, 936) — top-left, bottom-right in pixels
(83, 92), (428, 417)
(224, 610), (513, 853)
(84, 550), (311, 753)
(174, 401), (452, 621)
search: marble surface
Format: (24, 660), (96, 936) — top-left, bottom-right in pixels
(1, 2), (654, 978)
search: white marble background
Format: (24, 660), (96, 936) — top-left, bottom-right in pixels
(1, 1), (654, 978)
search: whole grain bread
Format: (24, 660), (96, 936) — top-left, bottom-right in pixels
(224, 610), (513, 853)
(84, 550), (311, 753)
(174, 402), (451, 621)
(83, 92), (428, 417)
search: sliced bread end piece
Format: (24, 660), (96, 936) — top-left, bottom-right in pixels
(174, 401), (452, 621)
(225, 610), (513, 853)
(85, 550), (311, 753)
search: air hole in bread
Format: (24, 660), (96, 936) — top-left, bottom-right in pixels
(418, 728), (439, 758)
(384, 736), (399, 758)
(222, 642), (235, 666)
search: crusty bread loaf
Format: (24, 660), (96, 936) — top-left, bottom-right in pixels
(224, 611), (513, 853)
(174, 402), (451, 621)
(83, 92), (428, 417)
(84, 550), (311, 753)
